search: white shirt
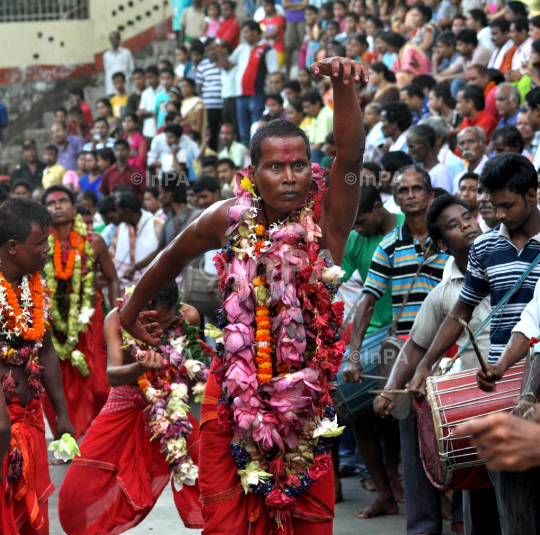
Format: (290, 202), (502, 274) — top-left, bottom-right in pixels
(477, 26), (495, 51)
(512, 37), (533, 74)
(488, 39), (515, 70)
(389, 132), (408, 153)
(221, 64), (240, 99)
(366, 121), (385, 148)
(514, 276), (540, 340)
(161, 149), (189, 173)
(148, 132), (199, 166)
(140, 85), (164, 138)
(103, 46), (135, 95)
(438, 145), (465, 181)
(254, 4), (285, 22)
(82, 138), (116, 151)
(452, 154), (488, 193)
(429, 162), (454, 192)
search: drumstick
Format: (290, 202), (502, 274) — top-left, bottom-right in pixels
(368, 388), (422, 395)
(362, 374), (390, 381)
(446, 313), (489, 374)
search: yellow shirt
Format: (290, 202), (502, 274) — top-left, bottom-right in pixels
(42, 163), (67, 188)
(110, 93), (130, 119)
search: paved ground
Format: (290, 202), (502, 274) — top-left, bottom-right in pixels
(47, 449), (455, 535)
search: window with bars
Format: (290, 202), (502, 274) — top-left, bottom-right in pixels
(0, 0), (89, 22)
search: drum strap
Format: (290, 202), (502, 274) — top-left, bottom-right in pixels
(450, 250), (540, 360)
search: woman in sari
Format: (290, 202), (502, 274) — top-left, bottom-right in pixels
(180, 78), (207, 135)
(369, 62), (400, 103)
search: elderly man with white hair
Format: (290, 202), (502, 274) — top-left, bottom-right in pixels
(495, 82), (522, 128)
(419, 115), (465, 180)
(452, 126), (488, 193)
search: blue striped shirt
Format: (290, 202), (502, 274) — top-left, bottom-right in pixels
(363, 223), (449, 334)
(459, 225), (540, 364)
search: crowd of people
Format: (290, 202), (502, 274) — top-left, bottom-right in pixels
(3, 0), (540, 534)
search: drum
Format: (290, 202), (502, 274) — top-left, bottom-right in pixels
(334, 326), (389, 421)
(416, 360), (526, 490)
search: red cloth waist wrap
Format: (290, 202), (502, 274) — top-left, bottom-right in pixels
(1, 398), (53, 535)
(43, 303), (110, 439)
(58, 385), (203, 535)
(199, 359), (334, 535)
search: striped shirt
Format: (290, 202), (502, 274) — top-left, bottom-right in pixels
(459, 225), (540, 364)
(363, 223), (449, 334)
(195, 58), (223, 109)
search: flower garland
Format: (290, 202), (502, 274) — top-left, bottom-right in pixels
(207, 166), (346, 528)
(119, 292), (212, 489)
(0, 272), (51, 402)
(43, 214), (96, 377)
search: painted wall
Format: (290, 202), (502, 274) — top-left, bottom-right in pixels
(0, 0), (173, 83)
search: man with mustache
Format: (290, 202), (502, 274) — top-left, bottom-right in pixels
(453, 126), (488, 193)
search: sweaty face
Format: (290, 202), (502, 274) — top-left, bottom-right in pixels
(457, 178), (479, 210)
(15, 224), (51, 273)
(394, 171), (433, 215)
(488, 189), (535, 230)
(250, 136), (312, 223)
(437, 204), (481, 255)
(44, 191), (76, 225)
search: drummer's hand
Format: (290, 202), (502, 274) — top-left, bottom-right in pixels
(343, 353), (364, 383)
(476, 363), (504, 392)
(373, 393), (397, 418)
(409, 364), (429, 399)
(454, 412), (540, 472)
(512, 393), (539, 419)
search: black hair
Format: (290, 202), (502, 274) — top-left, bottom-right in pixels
(11, 179), (32, 193)
(458, 171), (479, 186)
(165, 111), (181, 124)
(480, 153), (537, 196)
(217, 158), (236, 170)
(380, 31), (406, 49)
(363, 161), (382, 178)
(69, 105), (83, 116)
(96, 98), (113, 112)
(78, 189), (99, 207)
(488, 67), (505, 85)
(369, 61), (397, 83)
(455, 28), (478, 46)
(97, 147), (116, 165)
(42, 184), (75, 206)
(69, 87), (85, 100)
(468, 8), (488, 27)
(160, 174), (188, 203)
(112, 71), (126, 81)
(345, 10), (360, 21)
(144, 186), (160, 199)
(490, 19), (510, 33)
(461, 84), (485, 111)
(288, 97), (304, 115)
(411, 4), (432, 22)
(284, 81), (301, 94)
(159, 67), (175, 78)
(97, 195), (117, 217)
(382, 101), (413, 132)
(380, 151), (414, 174)
(201, 156), (218, 168)
(114, 139), (130, 150)
(205, 1), (220, 14)
(123, 112), (139, 124)
(406, 124), (437, 149)
(532, 15), (540, 29)
(221, 0), (237, 9)
(334, 0), (347, 8)
(0, 198), (52, 247)
(145, 65), (159, 76)
(506, 1), (527, 17)
(132, 67), (145, 76)
(430, 83), (456, 108)
(511, 16), (529, 34)
(394, 164), (433, 195)
(527, 87), (540, 112)
(365, 14), (384, 28)
(94, 117), (109, 127)
(325, 19), (340, 30)
(401, 83), (425, 100)
(325, 132), (335, 145)
(437, 31), (455, 47)
(357, 184), (383, 215)
(266, 93), (284, 106)
(116, 191), (142, 212)
(55, 106), (68, 116)
(533, 38), (540, 56)
(164, 123), (183, 138)
(426, 194), (469, 244)
(76, 206), (92, 217)
(242, 20), (262, 33)
(412, 74), (436, 92)
(181, 77), (197, 91)
(189, 40), (205, 55)
(352, 33), (368, 47)
(301, 89), (324, 106)
(193, 175), (221, 194)
(44, 144), (58, 155)
(305, 5), (318, 13)
(150, 281), (179, 311)
(491, 125), (525, 153)
(250, 119), (311, 169)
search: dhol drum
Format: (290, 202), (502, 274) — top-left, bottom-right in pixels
(335, 326), (390, 421)
(416, 360), (526, 490)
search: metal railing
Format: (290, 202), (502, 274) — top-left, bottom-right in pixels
(0, 0), (89, 22)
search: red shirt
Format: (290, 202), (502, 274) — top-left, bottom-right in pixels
(260, 15), (285, 54)
(460, 110), (499, 144)
(216, 16), (241, 50)
(80, 101), (94, 126)
(99, 162), (146, 198)
(484, 82), (499, 122)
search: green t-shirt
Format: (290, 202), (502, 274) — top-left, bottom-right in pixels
(342, 213), (406, 334)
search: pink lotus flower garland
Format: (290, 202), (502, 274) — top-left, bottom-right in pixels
(119, 296), (212, 490)
(210, 166), (346, 528)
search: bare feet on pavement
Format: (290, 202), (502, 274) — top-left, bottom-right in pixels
(360, 477), (377, 492)
(355, 494), (399, 519)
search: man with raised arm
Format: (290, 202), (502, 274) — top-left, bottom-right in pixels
(0, 198), (75, 534)
(120, 57), (367, 534)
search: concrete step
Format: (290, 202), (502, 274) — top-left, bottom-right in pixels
(42, 111), (56, 131)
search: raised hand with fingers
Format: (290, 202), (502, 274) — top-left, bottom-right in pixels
(119, 309), (163, 347)
(309, 56), (369, 85)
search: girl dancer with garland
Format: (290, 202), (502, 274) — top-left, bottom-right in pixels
(58, 281), (211, 534)
(120, 56), (367, 534)
(41, 185), (120, 440)
(0, 198), (75, 535)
